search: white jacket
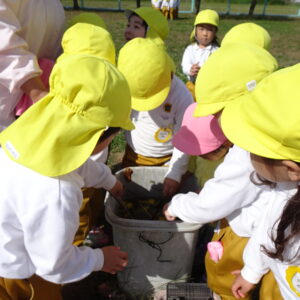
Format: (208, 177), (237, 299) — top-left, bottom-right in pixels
(0, 0), (65, 129)
(241, 182), (300, 300)
(0, 148), (116, 284)
(125, 75), (193, 182)
(168, 145), (268, 237)
(181, 43), (218, 82)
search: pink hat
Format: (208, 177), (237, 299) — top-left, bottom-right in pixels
(172, 103), (227, 156)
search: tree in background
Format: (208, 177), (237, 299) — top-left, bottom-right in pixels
(73, 0), (80, 9)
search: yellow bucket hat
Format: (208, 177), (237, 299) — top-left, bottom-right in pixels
(0, 25), (134, 177)
(125, 7), (169, 40)
(221, 22), (271, 50)
(59, 22), (116, 65)
(190, 9), (219, 41)
(194, 42), (278, 117)
(221, 63), (300, 162)
(68, 12), (107, 29)
(118, 37), (172, 111)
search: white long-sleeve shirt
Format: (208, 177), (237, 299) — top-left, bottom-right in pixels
(167, 145), (268, 237)
(241, 182), (300, 300)
(181, 43), (219, 82)
(0, 0), (65, 130)
(125, 75), (193, 182)
(0, 148), (116, 284)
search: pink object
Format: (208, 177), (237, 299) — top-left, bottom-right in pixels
(15, 58), (54, 116)
(172, 103), (227, 156)
(207, 241), (224, 263)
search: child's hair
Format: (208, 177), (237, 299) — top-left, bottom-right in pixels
(263, 185), (300, 263)
(99, 127), (121, 143)
(250, 158), (300, 263)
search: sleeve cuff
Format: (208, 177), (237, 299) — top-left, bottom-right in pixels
(241, 265), (265, 284)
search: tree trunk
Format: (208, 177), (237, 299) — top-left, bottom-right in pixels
(195, 0), (201, 13)
(136, 0), (141, 8)
(248, 0), (257, 16)
(73, 0), (80, 10)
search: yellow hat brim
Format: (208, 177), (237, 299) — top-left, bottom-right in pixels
(194, 101), (226, 117)
(131, 83), (171, 111)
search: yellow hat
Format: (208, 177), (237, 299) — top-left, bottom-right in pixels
(221, 63), (300, 162)
(68, 12), (107, 29)
(125, 7), (169, 40)
(59, 22), (116, 65)
(194, 42), (278, 117)
(190, 9), (219, 41)
(221, 22), (271, 50)
(0, 26), (134, 177)
(118, 38), (172, 111)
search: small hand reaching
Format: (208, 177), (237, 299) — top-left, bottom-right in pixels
(163, 202), (176, 221)
(231, 270), (255, 299)
(101, 246), (128, 274)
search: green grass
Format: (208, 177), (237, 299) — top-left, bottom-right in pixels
(65, 8), (300, 166)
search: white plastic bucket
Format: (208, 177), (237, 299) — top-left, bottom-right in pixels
(105, 167), (202, 299)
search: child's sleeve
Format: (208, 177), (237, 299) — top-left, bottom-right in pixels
(167, 146), (263, 223)
(241, 207), (272, 284)
(77, 158), (116, 191)
(181, 45), (194, 76)
(0, 3), (41, 92)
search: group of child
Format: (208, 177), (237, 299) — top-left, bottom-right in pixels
(0, 5), (299, 300)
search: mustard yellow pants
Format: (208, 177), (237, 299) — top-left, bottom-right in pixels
(122, 144), (172, 168)
(0, 275), (62, 300)
(186, 81), (196, 101)
(205, 220), (284, 300)
(73, 187), (106, 246)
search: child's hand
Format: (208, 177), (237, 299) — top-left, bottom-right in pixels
(190, 63), (201, 76)
(163, 202), (176, 221)
(231, 270), (255, 299)
(109, 179), (124, 199)
(101, 246), (128, 274)
(163, 177), (180, 197)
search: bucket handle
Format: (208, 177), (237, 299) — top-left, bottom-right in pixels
(138, 232), (174, 263)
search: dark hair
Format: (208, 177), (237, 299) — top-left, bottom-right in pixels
(98, 127), (120, 143)
(128, 12), (148, 31)
(262, 186), (300, 263)
(250, 165), (300, 263)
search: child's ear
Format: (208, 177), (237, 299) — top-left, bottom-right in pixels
(282, 160), (300, 181)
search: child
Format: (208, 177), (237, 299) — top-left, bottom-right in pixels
(220, 63), (300, 300)
(0, 22), (134, 299)
(181, 9), (219, 99)
(118, 38), (194, 197)
(163, 39), (280, 300)
(172, 102), (232, 188)
(124, 7), (169, 43)
(64, 13), (117, 247)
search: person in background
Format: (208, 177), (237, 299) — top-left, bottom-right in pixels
(172, 103), (232, 189)
(220, 63), (300, 300)
(118, 38), (193, 197)
(0, 22), (134, 300)
(124, 7), (169, 44)
(0, 0), (65, 132)
(181, 9), (219, 100)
